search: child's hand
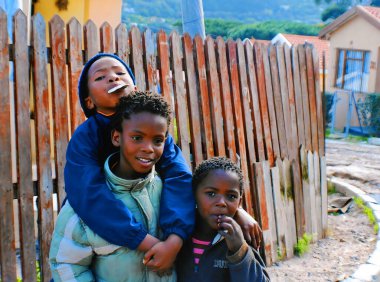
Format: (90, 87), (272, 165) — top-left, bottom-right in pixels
(234, 208), (262, 250)
(217, 215), (245, 254)
(143, 234), (183, 272)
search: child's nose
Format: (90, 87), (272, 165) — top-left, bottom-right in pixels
(108, 73), (120, 82)
(141, 142), (154, 153)
(215, 196), (227, 207)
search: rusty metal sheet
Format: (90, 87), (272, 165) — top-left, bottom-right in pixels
(32, 14), (55, 281)
(194, 36), (214, 159)
(49, 15), (69, 208)
(182, 34), (203, 167)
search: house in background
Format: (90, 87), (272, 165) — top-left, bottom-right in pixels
(271, 33), (330, 88)
(319, 5), (380, 132)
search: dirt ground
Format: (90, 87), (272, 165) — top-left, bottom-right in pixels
(267, 140), (379, 282)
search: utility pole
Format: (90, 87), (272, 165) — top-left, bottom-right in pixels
(181, 0), (205, 39)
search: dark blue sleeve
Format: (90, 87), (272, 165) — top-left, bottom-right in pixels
(156, 134), (195, 240)
(64, 121), (147, 249)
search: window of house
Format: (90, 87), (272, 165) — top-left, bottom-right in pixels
(335, 49), (370, 92)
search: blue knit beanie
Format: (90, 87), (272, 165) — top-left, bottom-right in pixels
(78, 53), (136, 117)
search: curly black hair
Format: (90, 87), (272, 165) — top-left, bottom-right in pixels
(111, 91), (171, 132)
(192, 157), (244, 194)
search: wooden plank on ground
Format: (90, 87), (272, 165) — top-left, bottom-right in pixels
(205, 36), (225, 156)
(237, 39), (257, 164)
(129, 26), (145, 90)
(301, 146), (312, 235)
(305, 44), (318, 153)
(32, 14), (55, 280)
(83, 20), (99, 61)
(216, 37), (236, 161)
(169, 31), (191, 166)
(156, 31), (175, 137)
(182, 34), (203, 167)
(253, 43), (274, 166)
(269, 45), (287, 159)
(100, 22), (114, 54)
(262, 161), (277, 263)
(14, 10), (36, 282)
(49, 15), (69, 208)
(262, 44), (280, 162)
(115, 23), (130, 65)
(297, 45), (312, 151)
(0, 9), (17, 282)
(194, 35), (214, 159)
(227, 40), (252, 214)
(320, 156), (328, 237)
(244, 41), (265, 162)
(307, 150), (317, 241)
(253, 162), (273, 265)
(67, 18), (85, 131)
(143, 29), (159, 93)
(292, 46), (305, 147)
(279, 158), (297, 258)
(271, 166), (286, 260)
(313, 48), (325, 156)
(314, 152), (322, 239)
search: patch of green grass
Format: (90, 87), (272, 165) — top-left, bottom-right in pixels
(294, 233), (312, 257)
(354, 197), (379, 234)
(327, 181), (336, 194)
(345, 135), (369, 143)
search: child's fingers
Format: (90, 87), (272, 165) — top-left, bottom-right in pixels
(143, 249), (155, 265)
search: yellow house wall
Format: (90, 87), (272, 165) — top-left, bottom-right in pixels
(33, 0), (86, 24)
(325, 16), (380, 131)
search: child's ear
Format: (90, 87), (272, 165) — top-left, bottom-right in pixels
(133, 85), (137, 91)
(111, 129), (121, 147)
(85, 96), (95, 110)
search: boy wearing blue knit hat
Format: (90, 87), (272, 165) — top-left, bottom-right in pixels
(60, 53), (262, 275)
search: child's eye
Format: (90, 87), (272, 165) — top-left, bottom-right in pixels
(206, 191), (216, 197)
(153, 138), (164, 145)
(131, 136), (142, 141)
(117, 72), (127, 76)
(227, 194), (238, 200)
(94, 76), (105, 81)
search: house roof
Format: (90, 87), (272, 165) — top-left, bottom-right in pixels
(249, 38), (271, 46)
(319, 5), (380, 38)
(272, 33), (329, 71)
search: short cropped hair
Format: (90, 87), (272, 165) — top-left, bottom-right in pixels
(111, 91), (171, 132)
(192, 157), (244, 194)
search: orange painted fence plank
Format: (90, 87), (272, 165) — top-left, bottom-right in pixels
(129, 26), (145, 90)
(313, 48), (325, 156)
(84, 20), (99, 61)
(143, 29), (160, 93)
(115, 23), (130, 65)
(306, 44), (318, 153)
(100, 22), (114, 54)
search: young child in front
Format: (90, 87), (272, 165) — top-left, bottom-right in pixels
(50, 92), (176, 281)
(176, 157), (270, 282)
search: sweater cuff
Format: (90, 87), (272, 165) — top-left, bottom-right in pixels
(226, 242), (249, 264)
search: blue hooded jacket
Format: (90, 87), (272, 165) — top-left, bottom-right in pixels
(64, 53), (195, 249)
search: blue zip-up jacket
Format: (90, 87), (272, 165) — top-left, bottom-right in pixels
(64, 113), (195, 250)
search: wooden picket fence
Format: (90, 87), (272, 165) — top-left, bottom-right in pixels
(0, 9), (327, 281)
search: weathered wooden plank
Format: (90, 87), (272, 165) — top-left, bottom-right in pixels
(313, 47), (325, 156)
(216, 37), (236, 161)
(156, 31), (175, 137)
(305, 44), (318, 153)
(253, 43), (274, 165)
(205, 36), (225, 156)
(182, 33), (203, 167)
(0, 9), (17, 282)
(67, 18), (85, 131)
(237, 39), (257, 164)
(263, 161), (277, 263)
(32, 14), (55, 280)
(115, 23), (130, 65)
(129, 26), (145, 90)
(227, 40), (252, 214)
(169, 31), (191, 166)
(143, 29), (159, 93)
(320, 156), (328, 237)
(301, 146), (312, 235)
(297, 45), (312, 151)
(292, 46), (305, 147)
(83, 20), (99, 61)
(314, 152), (322, 239)
(245, 41), (265, 162)
(194, 35), (214, 159)
(307, 151), (317, 241)
(253, 162), (272, 265)
(100, 22), (114, 54)
(271, 166), (286, 260)
(269, 44), (287, 159)
(49, 15), (69, 208)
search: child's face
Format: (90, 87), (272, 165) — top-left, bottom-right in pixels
(85, 57), (136, 115)
(111, 112), (167, 179)
(195, 169), (241, 231)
